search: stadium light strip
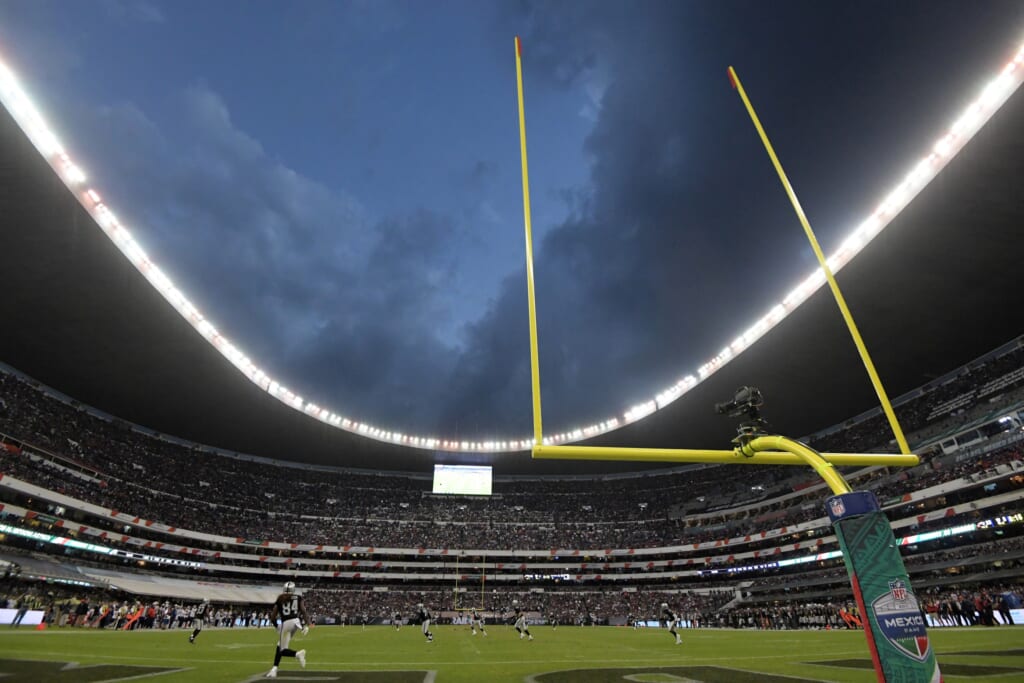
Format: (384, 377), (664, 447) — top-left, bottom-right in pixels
(0, 522), (202, 568)
(0, 40), (1022, 453)
(2, 510), (1016, 579)
(712, 512), (1022, 574)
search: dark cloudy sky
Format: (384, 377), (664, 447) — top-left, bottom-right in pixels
(0, 1), (1021, 442)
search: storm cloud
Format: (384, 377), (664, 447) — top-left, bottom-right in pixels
(1, 0), (1022, 442)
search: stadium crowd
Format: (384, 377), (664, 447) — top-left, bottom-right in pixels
(0, 340), (1020, 631)
(1, 337), (1021, 513)
(3, 578), (1018, 631)
(808, 342), (1024, 454)
(0, 435), (1019, 555)
(715, 584), (1023, 630)
(0, 579), (271, 630)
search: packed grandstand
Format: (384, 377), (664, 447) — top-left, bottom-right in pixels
(0, 334), (1021, 630)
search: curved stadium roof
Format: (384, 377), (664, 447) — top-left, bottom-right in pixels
(0, 54), (1022, 474)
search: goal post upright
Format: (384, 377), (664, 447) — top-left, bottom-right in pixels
(727, 65), (911, 456)
(514, 35), (544, 448)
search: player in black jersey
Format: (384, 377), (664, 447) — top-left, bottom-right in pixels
(266, 581), (309, 678)
(393, 611), (402, 630)
(416, 603), (434, 642)
(470, 608), (487, 636)
(188, 598), (209, 643)
(512, 600), (533, 641)
(661, 602), (682, 645)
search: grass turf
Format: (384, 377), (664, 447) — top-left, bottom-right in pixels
(0, 624), (1021, 682)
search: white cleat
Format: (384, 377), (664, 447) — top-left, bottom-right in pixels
(528, 635), (534, 641)
(297, 649), (306, 668)
(675, 638), (682, 645)
(265, 667), (278, 678)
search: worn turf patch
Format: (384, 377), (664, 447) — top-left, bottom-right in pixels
(530, 667), (824, 682)
(239, 671), (431, 682)
(0, 658), (182, 682)
(807, 659), (1024, 677)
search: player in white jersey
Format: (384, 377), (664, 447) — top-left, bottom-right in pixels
(188, 598), (209, 644)
(661, 602), (682, 645)
(416, 603), (434, 642)
(470, 608), (487, 636)
(266, 582), (309, 678)
(512, 600), (533, 641)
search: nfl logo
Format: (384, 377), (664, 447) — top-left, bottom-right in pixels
(889, 580), (909, 602)
(829, 498), (845, 517)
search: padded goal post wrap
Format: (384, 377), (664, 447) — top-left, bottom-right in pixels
(827, 491), (942, 683)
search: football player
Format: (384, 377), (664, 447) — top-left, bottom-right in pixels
(188, 598), (209, 644)
(416, 603), (434, 642)
(512, 600), (533, 641)
(661, 602), (682, 645)
(470, 608), (487, 636)
(266, 582), (309, 678)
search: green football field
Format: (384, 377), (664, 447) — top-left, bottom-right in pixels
(0, 624), (1021, 682)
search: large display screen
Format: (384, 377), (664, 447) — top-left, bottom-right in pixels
(432, 464), (492, 495)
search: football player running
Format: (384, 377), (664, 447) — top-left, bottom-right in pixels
(512, 600), (533, 641)
(188, 598), (210, 644)
(661, 602), (682, 645)
(266, 582), (310, 678)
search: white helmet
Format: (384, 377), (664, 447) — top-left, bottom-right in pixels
(202, 598), (210, 604)
(512, 599), (518, 605)
(417, 603), (424, 608)
(660, 602), (668, 610)
(284, 581), (296, 594)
